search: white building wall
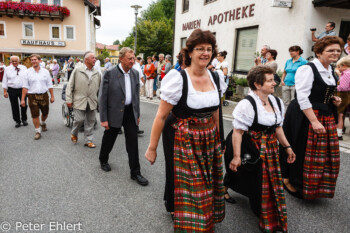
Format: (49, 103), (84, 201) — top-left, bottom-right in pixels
(174, 0), (350, 74)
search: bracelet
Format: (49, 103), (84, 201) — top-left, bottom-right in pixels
(283, 146), (291, 150)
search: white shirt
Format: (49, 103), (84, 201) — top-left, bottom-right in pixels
(211, 58), (219, 68)
(39, 61), (45, 68)
(75, 61), (84, 70)
(215, 61), (228, 71)
(2, 65), (27, 89)
(133, 62), (144, 86)
(295, 58), (336, 110)
(233, 91), (285, 131)
(23, 67), (53, 94)
(119, 64), (132, 105)
(84, 64), (94, 80)
(160, 69), (227, 109)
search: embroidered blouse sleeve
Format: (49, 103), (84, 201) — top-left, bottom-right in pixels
(295, 64), (313, 110)
(232, 99), (255, 131)
(160, 69), (183, 105)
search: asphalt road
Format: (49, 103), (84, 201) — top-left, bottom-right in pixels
(0, 88), (349, 233)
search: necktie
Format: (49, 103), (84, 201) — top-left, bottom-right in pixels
(15, 67), (20, 75)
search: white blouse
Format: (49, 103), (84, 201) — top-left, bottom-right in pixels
(295, 58), (336, 110)
(215, 61), (228, 71)
(233, 92), (285, 131)
(160, 69), (227, 109)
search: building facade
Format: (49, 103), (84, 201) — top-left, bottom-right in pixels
(95, 42), (119, 65)
(0, 0), (101, 65)
(174, 0), (350, 74)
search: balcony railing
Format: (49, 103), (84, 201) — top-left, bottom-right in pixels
(0, 2), (70, 21)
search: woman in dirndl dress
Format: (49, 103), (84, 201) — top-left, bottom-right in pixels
(280, 36), (343, 199)
(145, 29), (227, 232)
(225, 65), (296, 233)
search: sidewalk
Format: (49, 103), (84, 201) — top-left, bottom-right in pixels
(140, 96), (350, 152)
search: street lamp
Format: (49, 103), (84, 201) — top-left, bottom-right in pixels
(131, 5), (142, 53)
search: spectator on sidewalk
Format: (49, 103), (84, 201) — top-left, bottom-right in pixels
(2, 56), (28, 128)
(312, 22), (336, 42)
(0, 61), (5, 82)
(281, 46), (308, 108)
(144, 56), (156, 99)
(152, 55), (158, 96)
(161, 55), (172, 81)
(51, 59), (60, 86)
(344, 35), (350, 55)
(104, 57), (112, 70)
(336, 57), (350, 140)
(156, 54), (166, 95)
(254, 45), (270, 65)
(67, 57), (75, 81)
(21, 54), (55, 140)
(66, 51), (101, 148)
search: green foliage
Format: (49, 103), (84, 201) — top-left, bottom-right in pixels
(234, 76), (249, 87)
(120, 0), (174, 57)
(113, 39), (121, 45)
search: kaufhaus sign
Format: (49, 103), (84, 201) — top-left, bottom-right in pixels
(20, 40), (66, 47)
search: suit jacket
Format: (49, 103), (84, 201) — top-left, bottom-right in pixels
(99, 64), (140, 128)
(66, 66), (101, 111)
(67, 62), (75, 74)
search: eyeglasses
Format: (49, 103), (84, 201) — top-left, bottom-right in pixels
(324, 49), (342, 54)
(193, 47), (213, 54)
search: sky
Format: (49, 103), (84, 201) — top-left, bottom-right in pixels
(96, 0), (154, 45)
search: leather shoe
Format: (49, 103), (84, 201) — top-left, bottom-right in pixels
(118, 129), (123, 134)
(224, 192), (236, 204)
(137, 129), (144, 135)
(15, 122), (21, 128)
(131, 174), (149, 186)
(22, 121), (28, 126)
(84, 142), (96, 148)
(100, 163), (111, 172)
(34, 132), (41, 140)
(71, 134), (78, 144)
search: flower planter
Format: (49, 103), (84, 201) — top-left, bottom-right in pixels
(236, 85), (250, 96)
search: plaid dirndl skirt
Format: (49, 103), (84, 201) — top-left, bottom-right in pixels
(248, 130), (288, 233)
(172, 115), (225, 232)
(303, 110), (340, 199)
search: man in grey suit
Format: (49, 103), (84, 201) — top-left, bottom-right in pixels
(99, 47), (148, 186)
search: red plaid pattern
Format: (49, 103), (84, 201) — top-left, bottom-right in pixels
(303, 110), (340, 199)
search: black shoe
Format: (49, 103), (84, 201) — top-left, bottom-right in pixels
(343, 127), (346, 133)
(118, 129), (123, 134)
(338, 136), (343, 141)
(283, 182), (302, 199)
(137, 130), (144, 135)
(22, 121), (28, 126)
(224, 192), (236, 204)
(100, 163), (111, 172)
(131, 174), (149, 186)
(15, 122), (21, 128)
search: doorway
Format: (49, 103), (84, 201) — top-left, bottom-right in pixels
(339, 20), (350, 43)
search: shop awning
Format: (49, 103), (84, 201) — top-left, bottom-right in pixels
(313, 0), (350, 9)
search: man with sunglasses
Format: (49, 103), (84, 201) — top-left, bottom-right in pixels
(2, 56), (28, 128)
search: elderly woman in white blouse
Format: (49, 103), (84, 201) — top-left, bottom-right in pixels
(224, 65), (295, 233)
(280, 36), (342, 200)
(144, 29), (226, 232)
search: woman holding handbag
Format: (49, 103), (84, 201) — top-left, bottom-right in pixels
(144, 56), (156, 99)
(145, 29), (227, 232)
(225, 65), (295, 233)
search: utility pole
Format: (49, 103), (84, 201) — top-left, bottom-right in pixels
(131, 5), (142, 53)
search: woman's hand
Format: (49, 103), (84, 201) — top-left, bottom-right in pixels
(281, 80), (285, 86)
(332, 96), (342, 107)
(229, 157), (241, 172)
(285, 148), (296, 163)
(311, 120), (326, 134)
(145, 147), (157, 165)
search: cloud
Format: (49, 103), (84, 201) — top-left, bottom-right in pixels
(96, 0), (155, 45)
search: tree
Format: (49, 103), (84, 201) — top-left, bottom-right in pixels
(120, 0), (175, 57)
(113, 39), (121, 45)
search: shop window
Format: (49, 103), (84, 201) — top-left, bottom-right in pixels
(0, 21), (5, 38)
(234, 26), (258, 73)
(183, 0), (189, 13)
(50, 24), (61, 40)
(180, 37), (187, 49)
(64, 25), (75, 40)
(23, 22), (34, 39)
